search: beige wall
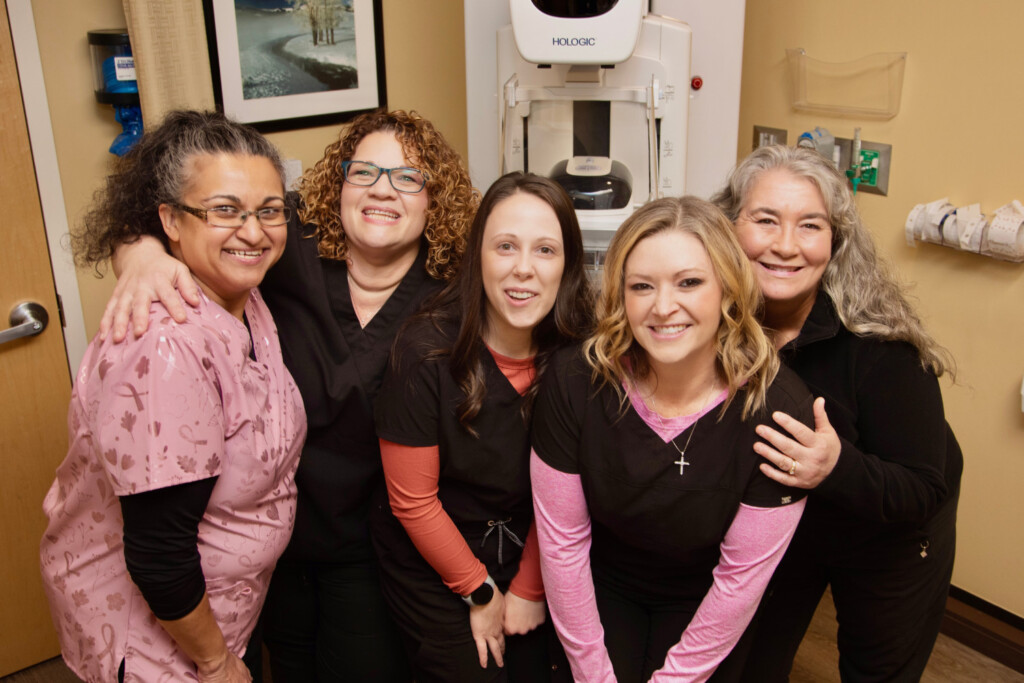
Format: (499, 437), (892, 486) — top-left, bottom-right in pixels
(739, 1), (1024, 616)
(30, 0), (131, 338)
(31, 0), (467, 337)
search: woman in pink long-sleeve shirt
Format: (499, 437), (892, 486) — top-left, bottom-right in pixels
(530, 196), (812, 683)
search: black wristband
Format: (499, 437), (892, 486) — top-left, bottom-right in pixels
(462, 575), (496, 607)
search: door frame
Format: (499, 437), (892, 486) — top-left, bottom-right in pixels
(7, 0), (88, 373)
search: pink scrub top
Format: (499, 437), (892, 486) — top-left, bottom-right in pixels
(40, 288), (306, 683)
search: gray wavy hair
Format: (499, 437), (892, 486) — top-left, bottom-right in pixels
(711, 145), (953, 377)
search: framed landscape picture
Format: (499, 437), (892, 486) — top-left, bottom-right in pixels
(204, 0), (386, 132)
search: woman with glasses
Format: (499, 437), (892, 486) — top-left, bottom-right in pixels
(41, 110), (305, 683)
(371, 173), (591, 682)
(97, 110), (478, 681)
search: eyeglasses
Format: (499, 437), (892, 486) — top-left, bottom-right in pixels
(172, 204), (291, 228)
(340, 160), (429, 194)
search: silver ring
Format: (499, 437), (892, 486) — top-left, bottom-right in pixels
(788, 458), (797, 476)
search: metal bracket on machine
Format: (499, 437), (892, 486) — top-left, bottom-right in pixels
(499, 72), (662, 200)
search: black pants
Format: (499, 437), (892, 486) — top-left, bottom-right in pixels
(739, 495), (958, 683)
(401, 616), (568, 683)
(242, 617), (264, 681)
(378, 564), (568, 683)
(594, 579), (752, 683)
(260, 558), (412, 682)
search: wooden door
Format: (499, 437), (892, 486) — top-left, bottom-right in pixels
(0, 0), (73, 675)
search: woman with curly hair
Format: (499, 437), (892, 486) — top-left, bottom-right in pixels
(98, 109), (479, 681)
(711, 145), (961, 681)
(43, 110), (305, 682)
(371, 173), (592, 681)
(530, 196), (813, 682)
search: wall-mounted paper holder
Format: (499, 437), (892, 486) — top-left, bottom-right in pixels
(905, 199), (1024, 263)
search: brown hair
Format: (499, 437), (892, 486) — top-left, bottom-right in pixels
(421, 172), (595, 434)
(297, 109), (479, 281)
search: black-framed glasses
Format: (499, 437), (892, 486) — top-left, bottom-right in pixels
(341, 160), (428, 194)
(173, 204), (291, 228)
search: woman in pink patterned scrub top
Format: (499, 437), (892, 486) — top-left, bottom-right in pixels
(40, 111), (306, 683)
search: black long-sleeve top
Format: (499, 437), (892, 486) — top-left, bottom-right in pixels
(120, 477), (217, 620)
(258, 194), (443, 563)
(780, 290), (963, 562)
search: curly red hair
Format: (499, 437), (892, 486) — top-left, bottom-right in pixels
(297, 109), (478, 282)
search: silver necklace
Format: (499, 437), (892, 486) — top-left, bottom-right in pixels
(648, 385), (718, 476)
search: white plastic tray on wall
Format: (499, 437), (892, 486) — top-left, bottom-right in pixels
(786, 48), (906, 119)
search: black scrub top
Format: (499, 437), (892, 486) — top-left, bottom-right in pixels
(370, 319), (535, 634)
(259, 193), (443, 563)
(374, 318), (534, 550)
(531, 347), (812, 603)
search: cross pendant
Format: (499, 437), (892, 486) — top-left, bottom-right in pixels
(674, 454), (691, 475)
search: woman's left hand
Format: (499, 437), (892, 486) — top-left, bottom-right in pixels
(755, 397), (841, 489)
(470, 590), (507, 668)
(502, 591), (546, 636)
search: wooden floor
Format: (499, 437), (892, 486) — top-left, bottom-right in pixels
(790, 591), (1023, 683)
(7, 592), (1022, 682)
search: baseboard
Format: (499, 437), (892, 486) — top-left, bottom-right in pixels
(941, 586), (1024, 674)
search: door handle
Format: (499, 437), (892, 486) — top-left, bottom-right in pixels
(0, 301), (49, 346)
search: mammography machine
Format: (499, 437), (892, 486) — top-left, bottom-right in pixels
(499, 0), (689, 248)
(465, 0), (747, 263)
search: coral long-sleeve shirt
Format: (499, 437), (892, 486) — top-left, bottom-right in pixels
(379, 349), (543, 600)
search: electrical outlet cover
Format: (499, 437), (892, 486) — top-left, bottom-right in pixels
(753, 125), (788, 149)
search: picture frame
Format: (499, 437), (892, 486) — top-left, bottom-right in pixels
(203, 0), (386, 133)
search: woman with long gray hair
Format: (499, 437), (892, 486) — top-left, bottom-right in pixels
(712, 145), (962, 681)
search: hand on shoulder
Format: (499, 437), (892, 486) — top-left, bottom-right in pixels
(755, 397), (841, 489)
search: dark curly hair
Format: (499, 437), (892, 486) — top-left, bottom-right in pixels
(72, 110), (284, 269)
(297, 109), (478, 282)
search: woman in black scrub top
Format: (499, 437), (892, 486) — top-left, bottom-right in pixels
(712, 145), (961, 682)
(530, 196), (812, 683)
(371, 173), (593, 682)
(99, 110), (478, 682)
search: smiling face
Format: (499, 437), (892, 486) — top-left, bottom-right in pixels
(480, 192), (566, 357)
(159, 153), (286, 319)
(339, 130), (430, 266)
(733, 168), (832, 329)
(624, 229), (723, 378)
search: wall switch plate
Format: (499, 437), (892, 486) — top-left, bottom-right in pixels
(834, 137), (892, 196)
(753, 125), (788, 149)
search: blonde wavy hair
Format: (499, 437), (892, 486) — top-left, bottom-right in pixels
(297, 109), (479, 282)
(711, 145), (954, 378)
(584, 196), (779, 420)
